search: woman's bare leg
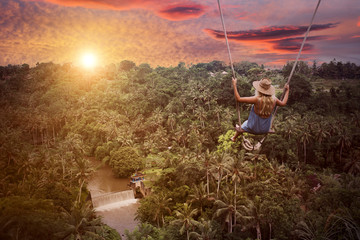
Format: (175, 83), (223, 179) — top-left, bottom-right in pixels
(231, 124), (245, 142)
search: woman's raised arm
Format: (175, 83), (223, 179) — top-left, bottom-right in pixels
(232, 78), (258, 104)
(276, 84), (290, 106)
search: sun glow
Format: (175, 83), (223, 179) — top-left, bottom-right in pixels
(81, 53), (97, 68)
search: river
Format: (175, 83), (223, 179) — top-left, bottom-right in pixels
(87, 158), (139, 238)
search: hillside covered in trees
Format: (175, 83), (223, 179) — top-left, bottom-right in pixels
(0, 59), (359, 239)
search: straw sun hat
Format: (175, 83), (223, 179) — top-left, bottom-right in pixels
(252, 78), (275, 96)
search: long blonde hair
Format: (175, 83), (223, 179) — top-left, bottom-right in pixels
(256, 90), (275, 117)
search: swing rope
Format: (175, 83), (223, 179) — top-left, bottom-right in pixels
(271, 0), (322, 125)
(216, 0), (322, 150)
(216, 0), (241, 127)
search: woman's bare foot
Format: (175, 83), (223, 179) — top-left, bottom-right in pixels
(235, 124), (245, 133)
(231, 125), (243, 142)
(268, 128), (275, 133)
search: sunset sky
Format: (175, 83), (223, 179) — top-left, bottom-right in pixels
(1, 0), (359, 68)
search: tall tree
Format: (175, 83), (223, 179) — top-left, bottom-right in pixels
(151, 192), (172, 227)
(214, 190), (242, 234)
(189, 219), (218, 240)
(242, 196), (266, 240)
(227, 157), (249, 227)
(189, 182), (212, 216)
(172, 203), (198, 240)
(210, 152), (232, 198)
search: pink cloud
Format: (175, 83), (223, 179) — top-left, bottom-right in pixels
(204, 23), (337, 41)
(204, 23), (338, 54)
(270, 36), (328, 52)
(157, 4), (206, 21)
(234, 11), (250, 20)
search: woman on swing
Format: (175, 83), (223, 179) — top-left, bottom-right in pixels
(231, 77), (290, 142)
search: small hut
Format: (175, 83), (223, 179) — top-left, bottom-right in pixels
(130, 172), (146, 188)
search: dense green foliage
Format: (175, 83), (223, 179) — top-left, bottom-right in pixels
(110, 147), (145, 177)
(0, 60), (359, 239)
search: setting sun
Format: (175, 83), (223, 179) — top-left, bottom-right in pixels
(81, 53), (97, 68)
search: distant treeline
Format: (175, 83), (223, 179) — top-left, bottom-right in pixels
(314, 59), (360, 79)
(1, 59), (360, 80)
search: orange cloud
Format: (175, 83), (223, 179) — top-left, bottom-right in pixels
(24, 0), (207, 21)
(358, 17), (360, 27)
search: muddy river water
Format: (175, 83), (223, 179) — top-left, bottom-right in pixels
(87, 159), (139, 238)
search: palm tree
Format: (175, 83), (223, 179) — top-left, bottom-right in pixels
(295, 220), (322, 240)
(343, 148), (360, 176)
(213, 105), (223, 125)
(227, 157), (249, 227)
(242, 196), (265, 240)
(195, 106), (207, 129)
(55, 201), (104, 240)
(210, 152), (232, 198)
(244, 152), (267, 180)
(299, 126), (312, 164)
(189, 182), (213, 216)
(59, 132), (86, 159)
(266, 160), (286, 184)
(313, 121), (330, 144)
(174, 126), (189, 147)
(214, 190), (241, 233)
(171, 203), (198, 240)
(125, 222), (163, 240)
(151, 192), (172, 227)
(73, 157), (95, 203)
(201, 150), (212, 196)
(336, 128), (351, 163)
(167, 113), (176, 131)
(282, 112), (300, 140)
(282, 173), (306, 201)
(189, 121), (201, 137)
(295, 211), (360, 240)
(223, 106), (233, 120)
(203, 88), (214, 111)
(189, 219), (217, 240)
(152, 107), (165, 127)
